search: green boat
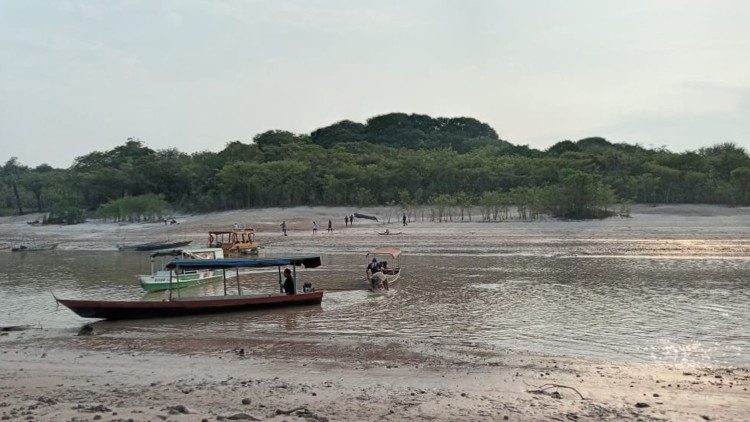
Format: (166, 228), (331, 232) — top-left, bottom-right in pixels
(139, 248), (226, 292)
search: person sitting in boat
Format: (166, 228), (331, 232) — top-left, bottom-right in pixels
(282, 268), (296, 295)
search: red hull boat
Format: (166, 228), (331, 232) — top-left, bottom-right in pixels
(57, 291), (323, 320)
(56, 256), (324, 320)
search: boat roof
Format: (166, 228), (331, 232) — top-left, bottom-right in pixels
(209, 229), (254, 234)
(367, 247), (401, 258)
(165, 256), (321, 270)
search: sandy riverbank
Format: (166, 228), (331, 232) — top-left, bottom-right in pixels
(1, 204), (749, 255)
(2, 327), (748, 421)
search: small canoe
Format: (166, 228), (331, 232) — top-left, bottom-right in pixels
(11, 243), (58, 252)
(354, 213), (378, 221)
(118, 240), (192, 251)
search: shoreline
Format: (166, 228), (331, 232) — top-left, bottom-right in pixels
(2, 329), (748, 421)
(1, 204), (749, 253)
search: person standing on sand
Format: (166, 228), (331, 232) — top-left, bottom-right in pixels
(344, 215), (349, 227)
(312, 221), (318, 235)
(350, 214), (354, 225)
(402, 213), (407, 226)
(327, 219), (333, 233)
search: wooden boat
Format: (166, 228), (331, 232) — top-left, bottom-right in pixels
(354, 213), (378, 221)
(208, 228), (260, 257)
(11, 243), (58, 252)
(117, 240), (192, 251)
(56, 256), (323, 320)
(139, 248), (226, 292)
(56, 292), (323, 320)
(376, 230), (403, 235)
(366, 247), (402, 291)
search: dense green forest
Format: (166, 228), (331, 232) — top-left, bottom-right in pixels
(2, 113), (749, 222)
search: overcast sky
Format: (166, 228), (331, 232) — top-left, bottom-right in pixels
(1, 0), (749, 167)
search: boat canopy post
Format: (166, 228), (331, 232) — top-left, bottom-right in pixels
(175, 267), (181, 298)
(278, 266), (283, 293)
(222, 269), (227, 296)
(150, 256), (155, 276)
(168, 270), (173, 301)
(292, 264), (297, 293)
(236, 267), (241, 295)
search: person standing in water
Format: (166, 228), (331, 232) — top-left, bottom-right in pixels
(312, 221), (318, 235)
(280, 221), (287, 236)
(344, 215), (349, 227)
(327, 219), (333, 233)
(402, 213), (407, 226)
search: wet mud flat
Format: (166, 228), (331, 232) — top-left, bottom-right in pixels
(2, 327), (749, 422)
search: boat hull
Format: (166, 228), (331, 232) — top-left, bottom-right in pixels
(118, 240), (193, 251)
(57, 291), (323, 320)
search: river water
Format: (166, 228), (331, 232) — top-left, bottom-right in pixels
(1, 211), (749, 367)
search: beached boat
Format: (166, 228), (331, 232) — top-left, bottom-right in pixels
(366, 247), (402, 291)
(11, 243), (58, 252)
(376, 230), (403, 235)
(139, 248), (226, 292)
(208, 228), (260, 257)
(117, 240), (193, 251)
(56, 256), (323, 320)
(354, 213), (378, 221)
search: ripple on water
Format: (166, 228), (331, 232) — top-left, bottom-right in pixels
(1, 246), (748, 367)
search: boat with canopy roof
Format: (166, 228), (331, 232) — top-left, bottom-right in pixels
(55, 256), (323, 320)
(365, 247), (402, 290)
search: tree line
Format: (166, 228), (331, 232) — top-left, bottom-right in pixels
(1, 113), (749, 222)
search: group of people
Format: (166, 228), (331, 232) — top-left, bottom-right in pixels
(280, 215), (358, 236)
(366, 257), (390, 291)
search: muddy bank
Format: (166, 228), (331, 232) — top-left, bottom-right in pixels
(1, 330), (748, 421)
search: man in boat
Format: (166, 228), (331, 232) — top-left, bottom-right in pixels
(282, 268), (296, 294)
(366, 258), (385, 290)
(379, 261), (390, 290)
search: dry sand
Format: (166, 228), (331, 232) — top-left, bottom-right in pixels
(1, 204), (749, 420)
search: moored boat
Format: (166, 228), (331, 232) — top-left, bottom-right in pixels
(117, 240), (192, 251)
(139, 248), (226, 292)
(56, 255), (324, 320)
(11, 242), (58, 252)
(208, 228), (260, 257)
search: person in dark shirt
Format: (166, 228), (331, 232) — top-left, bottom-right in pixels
(282, 268), (296, 295)
(366, 258), (381, 289)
